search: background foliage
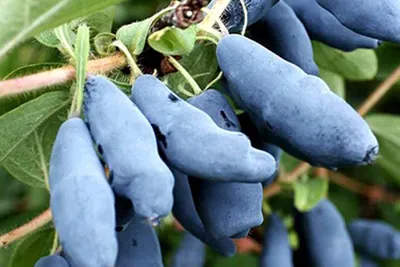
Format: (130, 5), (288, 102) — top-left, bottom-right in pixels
(0, 0), (400, 266)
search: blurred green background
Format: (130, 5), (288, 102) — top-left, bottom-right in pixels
(0, 0), (400, 266)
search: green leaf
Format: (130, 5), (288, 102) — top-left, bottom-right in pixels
(0, 0), (124, 59)
(366, 114), (400, 185)
(0, 91), (70, 187)
(163, 42), (219, 97)
(9, 228), (55, 267)
(3, 109), (69, 188)
(116, 18), (154, 55)
(319, 68), (346, 99)
(313, 41), (378, 81)
(148, 25), (197, 56)
(294, 177), (329, 212)
(35, 31), (61, 48)
(79, 6), (116, 36)
(94, 33), (116, 56)
(116, 5), (176, 55)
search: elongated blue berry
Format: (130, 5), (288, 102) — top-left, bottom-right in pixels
(131, 75), (276, 183)
(261, 214), (293, 267)
(251, 1), (318, 75)
(295, 199), (355, 267)
(217, 35), (379, 168)
(116, 215), (163, 267)
(188, 89), (264, 239)
(84, 76), (174, 220)
(172, 232), (206, 267)
(34, 255), (70, 267)
(348, 220), (400, 260)
(171, 167), (236, 256)
(285, 0), (379, 51)
(49, 118), (117, 267)
(316, 0), (400, 43)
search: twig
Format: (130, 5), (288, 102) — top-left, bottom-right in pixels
(358, 64), (400, 116)
(314, 167), (329, 178)
(328, 171), (400, 203)
(279, 162), (311, 183)
(0, 209), (52, 248)
(0, 53), (127, 98)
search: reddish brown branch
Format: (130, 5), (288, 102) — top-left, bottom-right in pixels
(0, 209), (52, 248)
(0, 53), (127, 98)
(328, 171), (400, 203)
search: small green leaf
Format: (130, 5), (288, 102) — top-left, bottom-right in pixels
(0, 91), (70, 168)
(35, 31), (60, 48)
(319, 68), (346, 99)
(313, 41), (378, 81)
(0, 0), (125, 59)
(148, 25), (197, 56)
(163, 42), (219, 97)
(94, 33), (116, 56)
(294, 177), (329, 212)
(9, 228), (55, 267)
(115, 5), (176, 55)
(116, 18), (154, 55)
(71, 25), (90, 115)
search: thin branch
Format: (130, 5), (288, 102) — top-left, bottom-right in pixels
(279, 162), (311, 183)
(314, 167), (329, 178)
(358, 64), (400, 116)
(0, 53), (127, 98)
(0, 209), (52, 248)
(328, 171), (400, 203)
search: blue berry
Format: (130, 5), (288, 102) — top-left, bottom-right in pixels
(34, 255), (70, 267)
(172, 232), (206, 267)
(261, 214), (294, 267)
(217, 35), (379, 169)
(84, 76), (174, 219)
(49, 118), (117, 267)
(131, 74), (276, 183)
(348, 220), (400, 260)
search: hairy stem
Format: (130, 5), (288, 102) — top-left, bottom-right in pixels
(0, 209), (52, 248)
(167, 56), (201, 95)
(0, 53), (127, 98)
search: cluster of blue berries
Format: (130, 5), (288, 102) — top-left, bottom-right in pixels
(33, 0), (400, 266)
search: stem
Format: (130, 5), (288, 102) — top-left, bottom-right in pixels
(0, 209), (52, 248)
(200, 0), (231, 29)
(201, 8), (229, 36)
(358, 65), (400, 116)
(111, 41), (142, 84)
(238, 0), (248, 36)
(279, 162), (311, 183)
(50, 232), (59, 254)
(205, 71), (223, 90)
(328, 171), (400, 203)
(0, 53), (127, 98)
(167, 56), (202, 95)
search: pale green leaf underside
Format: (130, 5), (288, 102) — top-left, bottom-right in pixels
(0, 0), (124, 59)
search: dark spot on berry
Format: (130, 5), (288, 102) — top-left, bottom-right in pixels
(151, 124), (168, 148)
(220, 110), (236, 128)
(168, 93), (179, 102)
(131, 239), (138, 247)
(265, 120), (273, 131)
(97, 144), (104, 155)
